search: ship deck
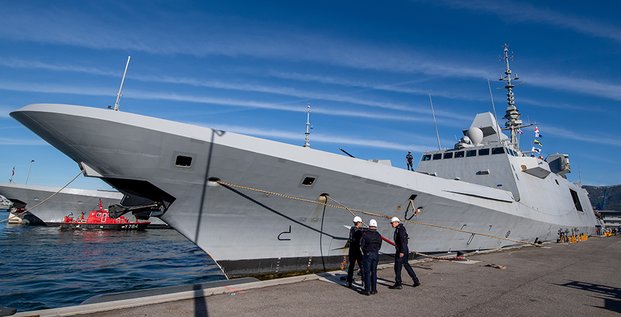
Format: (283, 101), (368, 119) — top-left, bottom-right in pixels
(13, 235), (621, 317)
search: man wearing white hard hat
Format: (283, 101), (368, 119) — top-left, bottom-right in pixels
(346, 216), (364, 288)
(360, 219), (382, 295)
(389, 217), (421, 289)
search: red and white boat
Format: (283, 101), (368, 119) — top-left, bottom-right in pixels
(61, 201), (150, 230)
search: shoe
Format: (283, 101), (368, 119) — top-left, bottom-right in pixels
(362, 291), (371, 296)
(371, 290), (377, 295)
(347, 281), (352, 288)
(413, 280), (421, 287)
(388, 284), (403, 289)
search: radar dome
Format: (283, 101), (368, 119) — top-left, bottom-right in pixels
(467, 127), (484, 145)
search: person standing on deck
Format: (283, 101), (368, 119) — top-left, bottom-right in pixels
(406, 151), (414, 171)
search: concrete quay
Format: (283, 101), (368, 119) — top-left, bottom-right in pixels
(15, 236), (621, 317)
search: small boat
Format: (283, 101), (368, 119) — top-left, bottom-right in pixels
(61, 201), (150, 230)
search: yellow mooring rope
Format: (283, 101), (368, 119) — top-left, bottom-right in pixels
(216, 180), (540, 248)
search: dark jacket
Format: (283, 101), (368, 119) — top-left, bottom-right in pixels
(393, 223), (409, 254)
(348, 226), (363, 254)
(361, 229), (382, 254)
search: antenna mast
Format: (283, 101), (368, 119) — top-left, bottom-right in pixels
(113, 56), (131, 111)
(303, 104), (311, 148)
(499, 44), (522, 150)
(429, 94), (442, 150)
(487, 79), (502, 145)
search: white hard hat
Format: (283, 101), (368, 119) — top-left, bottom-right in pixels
(353, 216), (362, 223)
(369, 219), (378, 227)
(391, 217), (401, 223)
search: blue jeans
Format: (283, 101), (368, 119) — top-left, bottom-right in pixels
(363, 252), (379, 293)
(394, 249), (418, 285)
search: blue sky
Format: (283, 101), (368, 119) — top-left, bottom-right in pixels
(1, 0), (620, 189)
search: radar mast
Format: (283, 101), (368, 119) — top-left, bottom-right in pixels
(500, 44), (522, 150)
(303, 104), (311, 148)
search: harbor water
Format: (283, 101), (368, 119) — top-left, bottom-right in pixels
(0, 210), (225, 313)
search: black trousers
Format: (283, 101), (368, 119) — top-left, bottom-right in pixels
(347, 250), (363, 283)
(394, 250), (418, 285)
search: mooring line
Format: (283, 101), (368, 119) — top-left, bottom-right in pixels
(215, 180), (539, 247)
(1, 170), (83, 223)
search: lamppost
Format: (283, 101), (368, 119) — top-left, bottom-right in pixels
(26, 160), (35, 185)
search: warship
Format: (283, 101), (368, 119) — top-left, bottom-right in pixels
(10, 45), (599, 278)
(0, 183), (123, 225)
(0, 194), (11, 210)
(0, 183), (172, 227)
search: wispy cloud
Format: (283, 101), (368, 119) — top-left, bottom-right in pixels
(130, 90), (444, 124)
(0, 5), (495, 78)
(0, 80), (465, 125)
(0, 57), (472, 121)
(543, 125), (621, 148)
(265, 71), (488, 104)
(196, 123), (435, 153)
(518, 97), (601, 112)
(0, 106), (12, 118)
(0, 58), (117, 77)
(2, 3), (619, 107)
(523, 74), (621, 102)
(132, 74), (438, 116)
(429, 0), (621, 44)
(0, 137), (47, 146)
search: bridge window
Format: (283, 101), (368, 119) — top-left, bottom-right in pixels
(478, 148), (490, 156)
(422, 154), (432, 161)
(443, 152), (454, 159)
(492, 147), (505, 155)
(466, 150), (477, 157)
(432, 153), (442, 160)
(455, 151), (465, 158)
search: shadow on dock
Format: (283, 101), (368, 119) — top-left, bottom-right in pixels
(192, 284), (208, 317)
(558, 280), (621, 314)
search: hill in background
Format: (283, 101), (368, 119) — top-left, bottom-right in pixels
(584, 185), (621, 211)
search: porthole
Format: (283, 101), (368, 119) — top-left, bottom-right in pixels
(175, 155), (192, 167)
(301, 176), (316, 186)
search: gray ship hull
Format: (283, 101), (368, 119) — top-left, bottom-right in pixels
(0, 183), (169, 227)
(11, 104), (599, 278)
(0, 183), (123, 224)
